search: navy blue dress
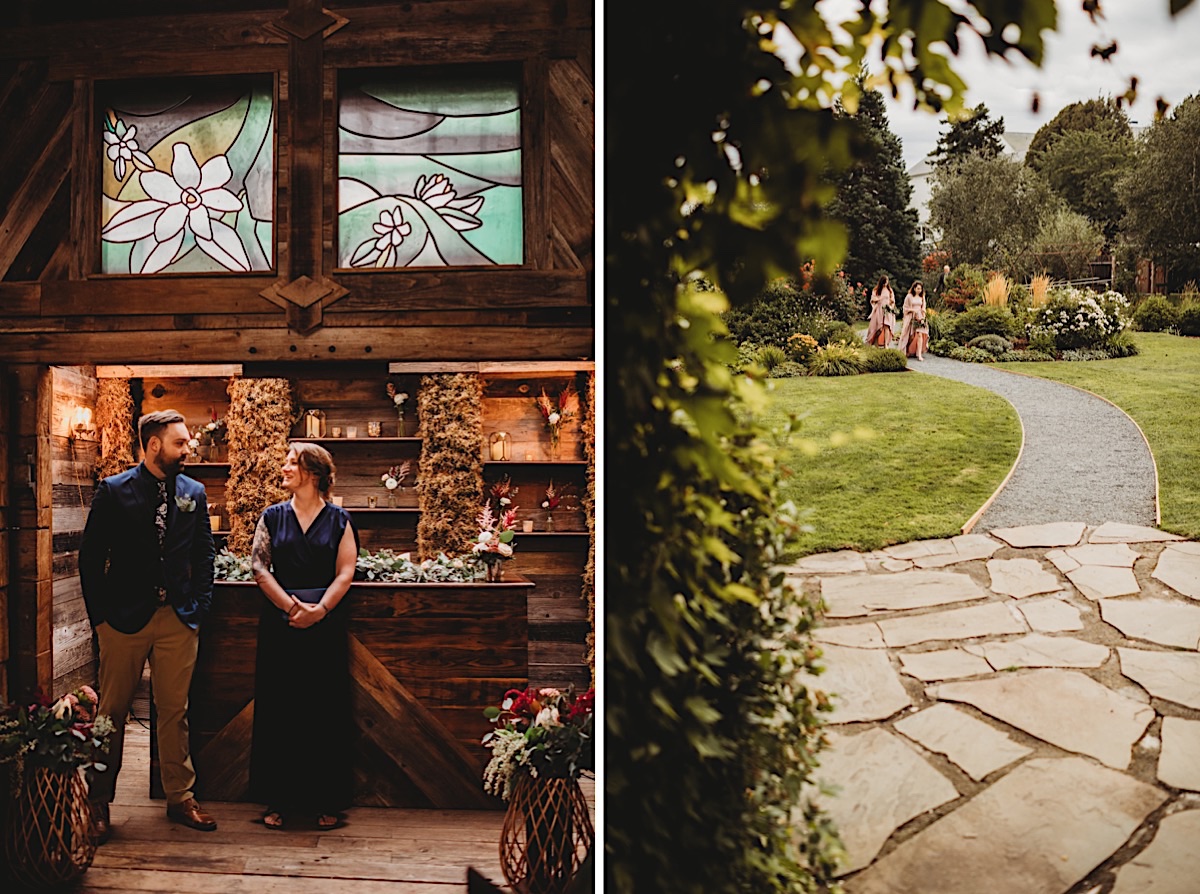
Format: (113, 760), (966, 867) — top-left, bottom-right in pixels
(249, 501), (356, 814)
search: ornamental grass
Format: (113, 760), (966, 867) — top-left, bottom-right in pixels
(983, 273), (1010, 307)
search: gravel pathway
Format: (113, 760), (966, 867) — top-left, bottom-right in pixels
(908, 356), (1158, 531)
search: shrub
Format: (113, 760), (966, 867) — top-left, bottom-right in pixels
(949, 346), (996, 363)
(996, 349), (1055, 362)
(929, 338), (959, 357)
(1105, 330), (1141, 357)
(768, 361), (809, 378)
(1028, 330), (1057, 355)
(1179, 306), (1200, 337)
(822, 321), (860, 346)
(757, 345), (787, 373)
(942, 264), (988, 311)
(952, 305), (1017, 343)
(862, 346), (909, 372)
(1008, 281), (1031, 310)
(966, 334), (1014, 356)
(734, 341), (762, 371)
(723, 274), (858, 348)
(1028, 288), (1130, 350)
(807, 342), (866, 376)
(787, 332), (820, 363)
(1133, 295), (1181, 332)
(1060, 348), (1112, 362)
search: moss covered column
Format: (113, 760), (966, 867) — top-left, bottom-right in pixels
(415, 374), (483, 560)
(225, 378), (293, 555)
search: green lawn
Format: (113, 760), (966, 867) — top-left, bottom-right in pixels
(761, 372), (1021, 559)
(995, 332), (1200, 539)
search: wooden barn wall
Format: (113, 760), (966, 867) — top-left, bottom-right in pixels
(49, 366), (98, 695)
(0, 374), (9, 702)
(0, 1), (595, 367)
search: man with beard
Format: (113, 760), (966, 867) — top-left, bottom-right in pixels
(79, 409), (217, 843)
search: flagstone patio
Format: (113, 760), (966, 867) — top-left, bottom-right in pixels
(789, 522), (1200, 894)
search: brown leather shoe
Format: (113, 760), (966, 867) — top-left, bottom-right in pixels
(90, 801), (111, 845)
(166, 797), (217, 831)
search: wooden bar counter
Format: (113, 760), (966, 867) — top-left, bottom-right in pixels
(165, 576), (532, 810)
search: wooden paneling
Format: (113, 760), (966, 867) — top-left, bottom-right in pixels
(187, 580), (527, 807)
(51, 365), (98, 693)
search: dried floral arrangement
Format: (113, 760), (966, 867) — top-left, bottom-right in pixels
(415, 373), (483, 560)
(582, 372), (596, 685)
(95, 378), (135, 480)
(224, 378), (294, 554)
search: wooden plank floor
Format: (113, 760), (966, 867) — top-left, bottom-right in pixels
(81, 721), (595, 893)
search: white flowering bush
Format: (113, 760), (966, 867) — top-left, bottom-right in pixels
(1027, 288), (1130, 351)
(355, 548), (474, 583)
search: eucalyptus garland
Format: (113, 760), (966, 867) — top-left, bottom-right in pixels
(224, 378), (293, 555)
(582, 371), (596, 687)
(415, 373), (483, 560)
(95, 378), (135, 481)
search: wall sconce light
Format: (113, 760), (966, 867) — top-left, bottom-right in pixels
(70, 405), (96, 442)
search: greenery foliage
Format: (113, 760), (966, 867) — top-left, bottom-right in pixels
(608, 1), (1066, 889)
(225, 378), (293, 555)
(948, 345), (996, 363)
(1033, 128), (1134, 242)
(966, 334), (1013, 355)
(940, 264), (987, 311)
(930, 103), (1005, 167)
(1133, 295), (1181, 332)
(416, 374), (483, 560)
(807, 341), (867, 376)
(758, 344), (789, 373)
(96, 378), (135, 481)
(861, 346), (909, 372)
(1028, 289), (1130, 350)
(951, 305), (1017, 342)
(1179, 305), (1200, 337)
(1119, 95), (1200, 288)
(1029, 207), (1105, 280)
(723, 274), (857, 349)
(929, 338), (960, 357)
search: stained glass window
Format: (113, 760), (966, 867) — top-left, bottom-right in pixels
(99, 76), (275, 275)
(337, 69), (523, 268)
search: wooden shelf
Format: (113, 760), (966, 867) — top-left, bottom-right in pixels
(187, 462), (230, 469)
(343, 507), (422, 513)
(517, 531), (590, 538)
(305, 437), (421, 444)
(484, 460), (587, 467)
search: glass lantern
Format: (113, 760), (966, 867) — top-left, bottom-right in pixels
(489, 431), (512, 461)
(303, 409), (326, 438)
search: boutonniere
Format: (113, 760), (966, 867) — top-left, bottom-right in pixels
(175, 495), (196, 513)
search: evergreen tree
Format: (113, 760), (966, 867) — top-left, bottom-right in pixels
(1026, 97), (1131, 171)
(828, 85), (922, 288)
(931, 103), (1006, 166)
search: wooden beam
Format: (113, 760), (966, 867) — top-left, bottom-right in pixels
(0, 326), (595, 364)
(96, 364), (244, 379)
(389, 361), (595, 373)
(70, 78), (97, 280)
(0, 284), (41, 316)
(0, 112), (71, 278)
(286, 0), (326, 285)
(524, 54), (550, 270)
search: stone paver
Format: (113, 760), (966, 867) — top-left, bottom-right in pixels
(785, 550), (867, 575)
(815, 729), (959, 876)
(1015, 596), (1084, 632)
(800, 525), (1200, 891)
(846, 757), (1166, 894)
(1118, 648), (1200, 710)
(1099, 598), (1200, 650)
(804, 644), (911, 723)
(897, 649), (992, 681)
(929, 670), (1154, 769)
(1066, 564), (1140, 600)
(991, 522), (1086, 548)
(1110, 810), (1200, 894)
(821, 570), (987, 618)
(894, 703), (1031, 781)
(1153, 544), (1200, 600)
(1157, 718), (1200, 792)
(814, 623), (886, 649)
(1064, 542), (1141, 567)
(877, 601), (1026, 648)
(964, 633), (1109, 670)
(1090, 522), (1183, 543)
(987, 558), (1062, 598)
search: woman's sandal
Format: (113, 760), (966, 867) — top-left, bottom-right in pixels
(263, 810), (285, 830)
(316, 813), (340, 830)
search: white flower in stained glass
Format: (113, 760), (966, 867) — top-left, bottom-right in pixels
(101, 142), (248, 274)
(414, 173), (484, 231)
(352, 206), (413, 268)
(103, 120), (153, 181)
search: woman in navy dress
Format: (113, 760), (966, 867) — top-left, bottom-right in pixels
(249, 442), (358, 829)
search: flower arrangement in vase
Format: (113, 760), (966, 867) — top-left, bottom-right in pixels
(533, 382), (579, 459)
(0, 686), (114, 772)
(379, 460), (412, 507)
(490, 475), (518, 514)
(386, 382), (410, 435)
(540, 480), (566, 532)
(471, 503), (517, 581)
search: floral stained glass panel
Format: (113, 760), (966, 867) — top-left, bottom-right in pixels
(338, 72), (523, 268)
(99, 77), (275, 275)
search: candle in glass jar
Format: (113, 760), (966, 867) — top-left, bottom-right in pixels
(490, 440), (504, 461)
(305, 413), (321, 438)
(346, 425), (358, 438)
(522, 520), (534, 533)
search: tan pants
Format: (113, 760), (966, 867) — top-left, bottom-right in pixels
(89, 605), (199, 806)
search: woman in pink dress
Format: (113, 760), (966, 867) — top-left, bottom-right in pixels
(898, 282), (929, 360)
(864, 275), (896, 347)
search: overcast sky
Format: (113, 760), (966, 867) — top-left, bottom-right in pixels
(855, 1), (1200, 169)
